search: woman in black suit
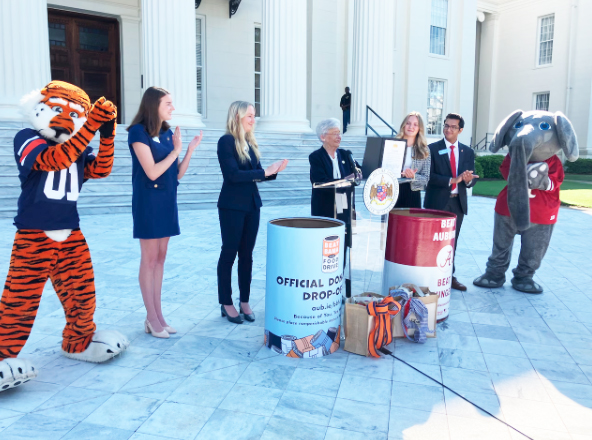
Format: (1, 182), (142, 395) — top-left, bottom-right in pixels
(217, 101), (288, 324)
(309, 118), (361, 248)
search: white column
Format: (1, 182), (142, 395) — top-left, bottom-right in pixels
(257, 0), (311, 133)
(0, 0), (51, 121)
(346, 0), (395, 136)
(141, 0), (204, 128)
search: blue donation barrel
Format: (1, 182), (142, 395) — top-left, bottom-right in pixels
(265, 217), (345, 358)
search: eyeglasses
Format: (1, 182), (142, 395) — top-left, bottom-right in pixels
(443, 124), (460, 131)
(325, 132), (341, 137)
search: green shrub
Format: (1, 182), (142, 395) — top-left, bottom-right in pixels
(564, 158), (592, 174)
(474, 160), (484, 180)
(476, 154), (505, 179)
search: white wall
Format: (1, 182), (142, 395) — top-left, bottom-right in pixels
(394, 0), (477, 146)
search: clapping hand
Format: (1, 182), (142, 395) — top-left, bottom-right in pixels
(265, 159), (289, 177)
(401, 168), (417, 179)
(461, 170), (479, 184)
(172, 126), (183, 157)
(187, 130), (203, 153)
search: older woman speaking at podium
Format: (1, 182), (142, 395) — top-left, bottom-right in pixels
(309, 118), (360, 248)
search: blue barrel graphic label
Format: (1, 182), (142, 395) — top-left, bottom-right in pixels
(265, 218), (345, 358)
(322, 235), (340, 273)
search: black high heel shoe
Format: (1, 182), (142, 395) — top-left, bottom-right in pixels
(221, 305), (243, 324)
(239, 305), (256, 322)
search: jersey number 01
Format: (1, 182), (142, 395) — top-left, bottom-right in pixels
(43, 163), (80, 202)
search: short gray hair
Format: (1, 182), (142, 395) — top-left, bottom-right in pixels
(316, 118), (341, 141)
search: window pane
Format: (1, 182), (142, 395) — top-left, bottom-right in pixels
(430, 26), (445, 55)
(536, 93), (550, 111)
(49, 23), (66, 47)
(255, 88), (260, 103)
(196, 17), (204, 115)
(431, 0), (448, 28)
(255, 57), (260, 72)
(255, 42), (261, 58)
(79, 26), (109, 52)
(427, 79), (445, 136)
(255, 73), (260, 88)
(538, 15), (554, 65)
(255, 103), (260, 116)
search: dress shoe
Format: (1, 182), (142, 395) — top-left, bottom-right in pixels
(163, 326), (177, 334)
(221, 305), (243, 324)
(144, 319), (170, 338)
(239, 305), (256, 322)
(451, 277), (467, 291)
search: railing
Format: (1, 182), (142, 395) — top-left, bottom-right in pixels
(472, 132), (493, 151)
(365, 106), (397, 137)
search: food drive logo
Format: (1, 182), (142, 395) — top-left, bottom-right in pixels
(322, 235), (340, 273)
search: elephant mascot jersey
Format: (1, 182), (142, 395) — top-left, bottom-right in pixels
(0, 81), (129, 392)
(474, 110), (579, 294)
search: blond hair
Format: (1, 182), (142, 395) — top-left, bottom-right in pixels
(396, 111), (429, 160)
(226, 101), (260, 163)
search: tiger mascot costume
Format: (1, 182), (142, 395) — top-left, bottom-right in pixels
(0, 81), (129, 392)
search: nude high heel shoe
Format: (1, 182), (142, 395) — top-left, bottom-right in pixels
(144, 319), (170, 339)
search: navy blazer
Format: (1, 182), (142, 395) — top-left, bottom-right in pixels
(217, 134), (276, 211)
(423, 139), (476, 215)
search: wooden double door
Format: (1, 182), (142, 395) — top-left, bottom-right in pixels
(48, 9), (121, 121)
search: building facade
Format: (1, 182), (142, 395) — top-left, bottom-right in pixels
(0, 0), (480, 147)
(2, 0), (590, 155)
(475, 0), (592, 157)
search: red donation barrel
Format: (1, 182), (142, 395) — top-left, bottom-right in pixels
(382, 208), (457, 322)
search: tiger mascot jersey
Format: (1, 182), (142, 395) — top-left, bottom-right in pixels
(0, 81), (129, 392)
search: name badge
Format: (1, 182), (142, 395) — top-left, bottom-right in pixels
(152, 136), (160, 143)
(438, 148), (449, 155)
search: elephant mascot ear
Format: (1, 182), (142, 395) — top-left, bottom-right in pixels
(555, 111), (579, 162)
(490, 110), (523, 153)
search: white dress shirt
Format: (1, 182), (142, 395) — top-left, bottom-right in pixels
(403, 146), (413, 171)
(444, 138), (459, 194)
(329, 152), (341, 179)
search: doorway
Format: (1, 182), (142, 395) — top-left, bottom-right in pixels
(48, 9), (121, 122)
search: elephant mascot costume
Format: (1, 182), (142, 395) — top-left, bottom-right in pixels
(473, 110), (578, 294)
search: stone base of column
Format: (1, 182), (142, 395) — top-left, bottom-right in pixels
(170, 112), (206, 129)
(256, 117), (313, 133)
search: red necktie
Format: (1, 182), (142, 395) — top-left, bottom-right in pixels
(450, 145), (457, 192)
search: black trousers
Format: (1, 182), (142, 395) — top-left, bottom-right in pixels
(217, 208), (260, 306)
(343, 109), (350, 133)
(442, 196), (464, 274)
(394, 182), (421, 209)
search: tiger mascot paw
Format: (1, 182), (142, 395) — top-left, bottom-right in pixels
(61, 330), (130, 363)
(0, 358), (38, 392)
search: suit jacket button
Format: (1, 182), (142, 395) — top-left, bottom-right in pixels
(154, 184), (158, 188)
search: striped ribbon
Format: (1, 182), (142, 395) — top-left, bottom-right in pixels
(366, 296), (401, 358)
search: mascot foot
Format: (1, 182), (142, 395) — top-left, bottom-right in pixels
(0, 358), (38, 392)
(473, 273), (505, 288)
(62, 330), (130, 363)
(511, 277), (543, 294)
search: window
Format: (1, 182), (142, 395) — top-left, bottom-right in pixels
(535, 92), (550, 111)
(196, 16), (205, 116)
(427, 79), (445, 136)
(255, 26), (261, 116)
(430, 0), (448, 55)
(538, 15), (554, 66)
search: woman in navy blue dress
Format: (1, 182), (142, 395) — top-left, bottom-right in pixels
(127, 87), (202, 338)
(217, 101), (288, 324)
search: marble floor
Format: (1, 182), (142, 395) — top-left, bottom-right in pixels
(0, 197), (591, 440)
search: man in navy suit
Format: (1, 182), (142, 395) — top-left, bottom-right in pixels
(424, 113), (478, 291)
